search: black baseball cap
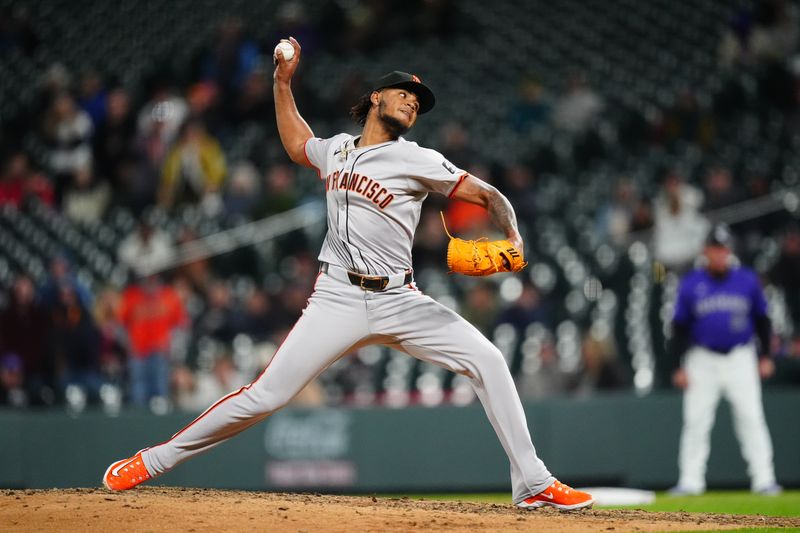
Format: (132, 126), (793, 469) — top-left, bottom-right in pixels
(373, 71), (435, 114)
(706, 223), (733, 248)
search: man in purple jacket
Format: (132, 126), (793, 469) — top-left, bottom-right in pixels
(669, 224), (781, 495)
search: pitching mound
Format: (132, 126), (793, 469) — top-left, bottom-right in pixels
(3, 488), (799, 532)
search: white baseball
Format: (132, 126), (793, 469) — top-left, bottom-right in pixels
(274, 41), (295, 61)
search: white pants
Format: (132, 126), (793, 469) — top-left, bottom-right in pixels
(677, 344), (777, 492)
(142, 272), (554, 502)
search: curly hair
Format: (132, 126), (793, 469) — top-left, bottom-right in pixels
(349, 92), (373, 126)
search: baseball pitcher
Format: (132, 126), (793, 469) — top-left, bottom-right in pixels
(102, 38), (593, 510)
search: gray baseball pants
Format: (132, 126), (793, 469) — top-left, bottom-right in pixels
(142, 268), (554, 502)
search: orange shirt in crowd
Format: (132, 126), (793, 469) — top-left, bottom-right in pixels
(445, 199), (490, 234)
(119, 283), (187, 357)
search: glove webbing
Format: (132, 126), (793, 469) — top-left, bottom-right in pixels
(440, 211), (501, 273)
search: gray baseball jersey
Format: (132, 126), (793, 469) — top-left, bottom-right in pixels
(305, 133), (467, 275)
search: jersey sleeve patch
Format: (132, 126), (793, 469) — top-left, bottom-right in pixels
(407, 146), (467, 196)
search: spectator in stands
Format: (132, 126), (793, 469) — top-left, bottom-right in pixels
(229, 66), (274, 126)
(0, 352), (27, 407)
(720, 1), (798, 68)
(186, 81), (224, 136)
(119, 274), (188, 408)
(552, 72), (604, 135)
(251, 163), (299, 219)
(752, 0), (799, 112)
(0, 5), (40, 56)
(0, 150), (54, 208)
(595, 178), (638, 245)
(77, 69), (107, 128)
(510, 79), (551, 133)
(653, 170), (709, 271)
(223, 162), (261, 218)
(175, 353), (248, 412)
(517, 336), (569, 399)
(118, 213), (176, 277)
(0, 274), (52, 405)
(193, 280), (236, 345)
(172, 225), (213, 291)
(439, 121), (475, 170)
(127, 110), (174, 214)
(42, 92), (93, 204)
(702, 165), (743, 212)
(502, 164), (537, 225)
(171, 364), (198, 411)
(93, 87), (136, 200)
(663, 90), (716, 149)
(38, 63), (71, 107)
(231, 287), (276, 342)
(270, 280), (315, 333)
(137, 83), (188, 150)
(39, 254), (93, 310)
(94, 287), (128, 388)
(571, 331), (628, 396)
(719, 7), (756, 69)
(770, 224), (800, 332)
(62, 165), (111, 223)
(461, 281), (500, 336)
(49, 282), (103, 403)
(496, 282), (549, 333)
(630, 197), (654, 234)
(159, 119), (226, 215)
(199, 16), (262, 98)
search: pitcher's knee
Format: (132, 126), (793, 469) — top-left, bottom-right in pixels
(470, 346), (511, 379)
(246, 385), (296, 414)
(481, 345), (508, 367)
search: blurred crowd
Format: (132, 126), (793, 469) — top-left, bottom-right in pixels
(0, 1), (450, 411)
(2, 0), (800, 411)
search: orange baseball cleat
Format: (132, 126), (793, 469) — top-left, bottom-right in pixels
(516, 480), (594, 510)
(102, 452), (153, 491)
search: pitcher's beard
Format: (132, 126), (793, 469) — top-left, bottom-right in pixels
(378, 102), (410, 139)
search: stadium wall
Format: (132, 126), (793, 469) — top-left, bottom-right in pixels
(2, 390), (799, 491)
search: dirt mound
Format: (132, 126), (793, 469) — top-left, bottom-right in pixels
(3, 487), (798, 532)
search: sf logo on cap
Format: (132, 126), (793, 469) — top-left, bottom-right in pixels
(412, 74), (421, 83)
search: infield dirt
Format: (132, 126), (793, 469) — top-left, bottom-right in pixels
(3, 487), (799, 532)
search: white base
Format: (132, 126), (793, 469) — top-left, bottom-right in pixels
(577, 487), (656, 506)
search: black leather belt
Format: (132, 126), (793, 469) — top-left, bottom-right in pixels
(346, 270), (413, 291)
(320, 262), (413, 291)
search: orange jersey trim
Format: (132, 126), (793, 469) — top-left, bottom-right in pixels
(448, 173), (469, 199)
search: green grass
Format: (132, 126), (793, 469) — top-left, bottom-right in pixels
(605, 490), (800, 517)
(383, 490), (800, 518)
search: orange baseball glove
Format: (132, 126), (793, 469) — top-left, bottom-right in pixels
(441, 213), (527, 276)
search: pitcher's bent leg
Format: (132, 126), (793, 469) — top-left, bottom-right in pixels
(380, 291), (553, 503)
(143, 274), (369, 476)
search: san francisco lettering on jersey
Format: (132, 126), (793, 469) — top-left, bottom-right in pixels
(324, 170), (394, 209)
